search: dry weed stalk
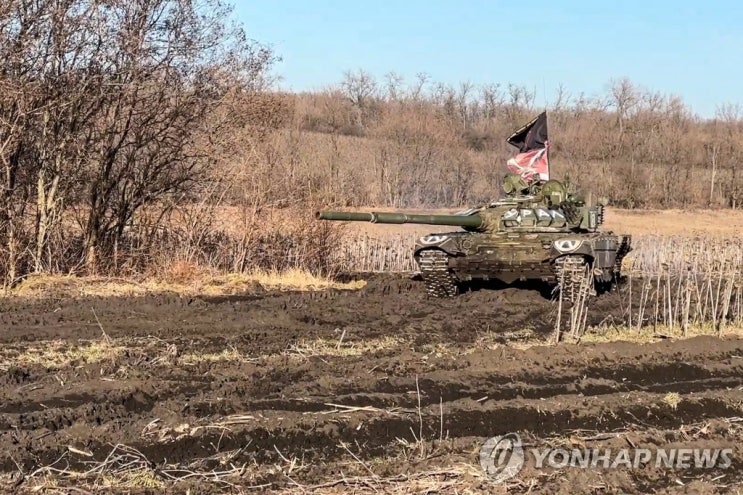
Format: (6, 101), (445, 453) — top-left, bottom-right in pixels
(622, 236), (743, 335)
(317, 403), (409, 416)
(19, 443), (259, 492)
(285, 335), (402, 360)
(553, 261), (594, 342)
(332, 233), (415, 273)
(285, 464), (485, 493)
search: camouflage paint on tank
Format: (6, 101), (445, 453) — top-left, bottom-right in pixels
(316, 176), (631, 297)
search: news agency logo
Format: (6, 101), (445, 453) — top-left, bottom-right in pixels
(479, 433), (525, 484)
(479, 433), (733, 484)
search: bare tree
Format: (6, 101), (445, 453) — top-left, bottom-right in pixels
(0, 0), (276, 281)
(384, 71), (404, 102)
(409, 72), (430, 103)
(340, 69), (378, 130)
(609, 77), (638, 136)
(341, 69), (377, 108)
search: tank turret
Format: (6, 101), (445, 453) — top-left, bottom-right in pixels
(316, 179), (606, 234)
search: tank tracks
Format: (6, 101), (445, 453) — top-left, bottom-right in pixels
(614, 235), (632, 276)
(418, 249), (458, 297)
(554, 255), (592, 304)
(419, 247), (625, 300)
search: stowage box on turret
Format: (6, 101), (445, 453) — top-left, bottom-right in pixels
(317, 177), (631, 298)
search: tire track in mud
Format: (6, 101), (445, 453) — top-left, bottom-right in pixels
(1, 275), (743, 492)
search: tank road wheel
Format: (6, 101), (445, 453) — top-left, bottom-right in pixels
(554, 255), (592, 304)
(418, 249), (458, 297)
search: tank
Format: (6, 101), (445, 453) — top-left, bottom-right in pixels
(316, 177), (631, 299)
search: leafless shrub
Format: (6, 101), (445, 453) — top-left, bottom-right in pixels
(0, 0), (276, 285)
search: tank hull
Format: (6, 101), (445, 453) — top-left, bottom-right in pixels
(315, 182), (631, 298)
(414, 231), (630, 285)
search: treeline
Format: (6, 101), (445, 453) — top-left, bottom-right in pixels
(264, 70), (743, 210)
(1, 2), (742, 285)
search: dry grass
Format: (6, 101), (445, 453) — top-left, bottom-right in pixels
(286, 335), (404, 358)
(0, 339), (125, 371)
(233, 269), (365, 291)
(662, 392), (683, 410)
(0, 336), (264, 371)
(581, 322), (743, 344)
(604, 209), (743, 237)
(8, 269), (365, 298)
(14, 459), (486, 494)
(97, 470), (166, 490)
(178, 346), (254, 365)
(16, 443), (253, 493)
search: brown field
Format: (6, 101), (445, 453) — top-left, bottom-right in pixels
(1, 272), (743, 494)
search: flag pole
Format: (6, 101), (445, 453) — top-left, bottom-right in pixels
(542, 79), (549, 181)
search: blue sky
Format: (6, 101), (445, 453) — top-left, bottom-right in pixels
(235, 1), (742, 117)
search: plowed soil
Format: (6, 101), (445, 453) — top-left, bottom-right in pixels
(1, 275), (742, 493)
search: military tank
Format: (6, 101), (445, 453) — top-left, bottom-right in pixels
(317, 112), (631, 299)
(316, 176), (631, 299)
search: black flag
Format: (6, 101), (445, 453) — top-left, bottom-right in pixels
(507, 111), (548, 152)
(506, 112), (549, 181)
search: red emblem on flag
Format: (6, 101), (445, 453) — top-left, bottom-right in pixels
(506, 145), (549, 181)
(506, 112), (549, 182)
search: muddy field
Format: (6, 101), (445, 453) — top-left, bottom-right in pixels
(1, 275), (742, 493)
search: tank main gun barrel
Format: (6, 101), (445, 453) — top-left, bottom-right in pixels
(316, 210), (485, 229)
(316, 211), (375, 222)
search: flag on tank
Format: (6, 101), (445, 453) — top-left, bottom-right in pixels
(506, 111), (549, 181)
